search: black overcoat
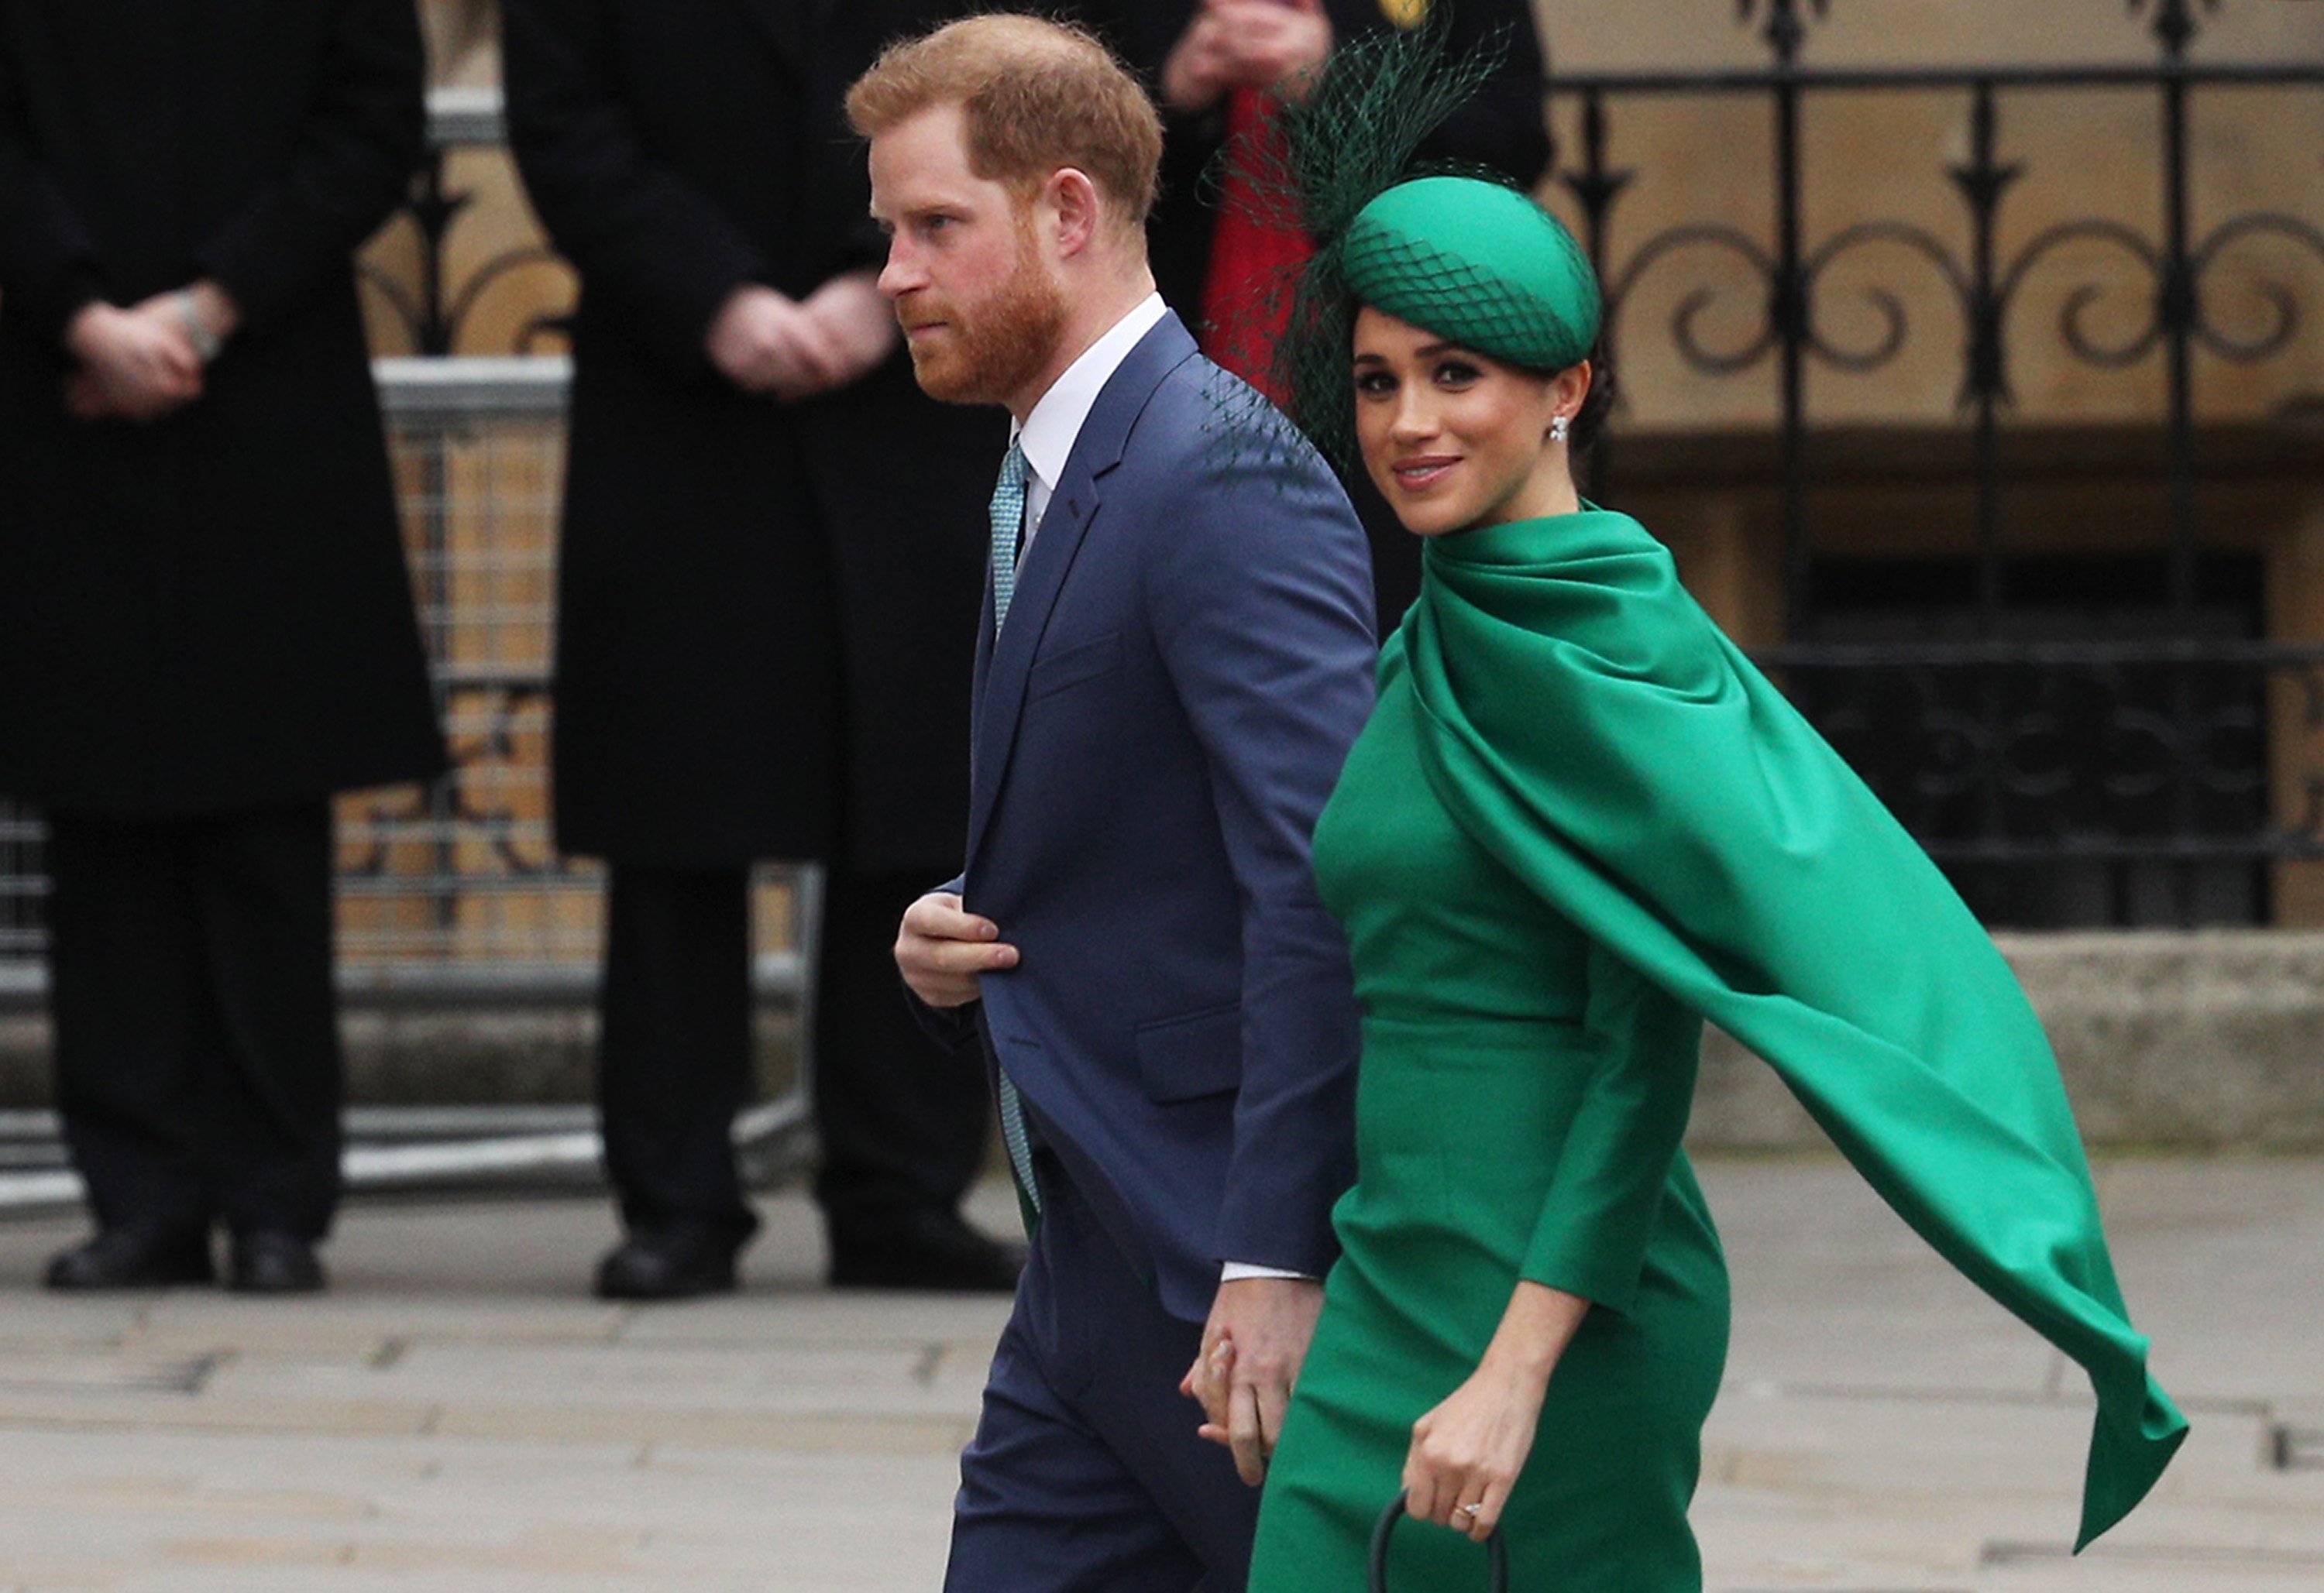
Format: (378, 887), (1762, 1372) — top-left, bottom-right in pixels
(503, 0), (1003, 871)
(0, 0), (445, 817)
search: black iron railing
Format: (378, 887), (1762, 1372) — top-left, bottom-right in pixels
(362, 87), (574, 356)
(1554, 0), (2324, 923)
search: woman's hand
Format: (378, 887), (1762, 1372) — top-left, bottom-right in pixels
(1401, 1281), (1590, 1543)
(1401, 1358), (1547, 1542)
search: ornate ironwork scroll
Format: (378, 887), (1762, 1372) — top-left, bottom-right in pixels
(1552, 0), (2324, 922)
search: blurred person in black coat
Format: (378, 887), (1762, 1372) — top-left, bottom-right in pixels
(501, 0), (1016, 1299)
(1078, 0), (1551, 629)
(0, 0), (445, 1293)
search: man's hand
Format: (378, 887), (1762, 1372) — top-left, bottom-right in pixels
(62, 300), (203, 423)
(895, 891), (1018, 1010)
(171, 280), (243, 351)
(800, 270), (899, 389)
(1181, 1275), (1325, 1485)
(704, 284), (849, 400)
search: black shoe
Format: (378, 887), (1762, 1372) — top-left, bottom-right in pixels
(229, 1231), (326, 1295)
(593, 1225), (742, 1302)
(828, 1209), (1026, 1293)
(43, 1226), (214, 1291)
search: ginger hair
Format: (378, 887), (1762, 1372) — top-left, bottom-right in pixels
(847, 13), (1163, 232)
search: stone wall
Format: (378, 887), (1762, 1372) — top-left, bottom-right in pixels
(1532, 1), (2324, 433)
(5, 932), (2319, 1148)
(1695, 929), (2324, 1152)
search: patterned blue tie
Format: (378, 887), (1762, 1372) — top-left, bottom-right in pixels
(990, 438), (1029, 628)
(985, 440), (1041, 1217)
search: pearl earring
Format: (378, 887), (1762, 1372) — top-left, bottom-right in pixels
(1549, 414), (1571, 445)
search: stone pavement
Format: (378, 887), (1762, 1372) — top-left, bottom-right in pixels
(0, 1158), (2317, 1592)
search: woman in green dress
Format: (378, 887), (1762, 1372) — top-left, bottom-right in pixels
(1234, 37), (2189, 1593)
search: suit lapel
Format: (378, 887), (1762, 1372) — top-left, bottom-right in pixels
(964, 314), (1202, 868)
(967, 566), (998, 813)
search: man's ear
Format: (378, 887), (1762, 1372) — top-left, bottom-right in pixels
(1045, 167), (1102, 259)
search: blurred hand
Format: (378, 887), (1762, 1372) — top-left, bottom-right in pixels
(173, 280), (243, 348)
(896, 891), (1018, 1010)
(1160, 8), (1238, 112)
(1164, 0), (1332, 111)
(704, 284), (848, 400)
(800, 270), (899, 389)
(62, 300), (203, 423)
(1218, 0), (1333, 94)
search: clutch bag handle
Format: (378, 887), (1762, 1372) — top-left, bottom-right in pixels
(1367, 1491), (1509, 1592)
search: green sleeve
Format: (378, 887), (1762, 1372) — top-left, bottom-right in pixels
(1518, 943), (1699, 1313)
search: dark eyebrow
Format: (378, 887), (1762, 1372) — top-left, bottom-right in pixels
(1353, 341), (1470, 366)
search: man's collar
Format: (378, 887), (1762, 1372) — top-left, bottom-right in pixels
(1012, 294), (1170, 489)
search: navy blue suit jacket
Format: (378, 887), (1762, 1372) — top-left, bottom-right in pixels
(960, 311), (1373, 1323)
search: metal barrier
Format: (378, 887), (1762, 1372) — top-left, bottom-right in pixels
(0, 358), (817, 1207)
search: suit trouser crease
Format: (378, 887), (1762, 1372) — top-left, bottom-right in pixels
(946, 1160), (1259, 1592)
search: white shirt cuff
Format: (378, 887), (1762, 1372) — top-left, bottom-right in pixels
(1221, 1261), (1316, 1282)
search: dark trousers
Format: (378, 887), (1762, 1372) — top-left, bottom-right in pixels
(44, 803), (342, 1241)
(597, 862), (990, 1238)
(946, 1157), (1258, 1592)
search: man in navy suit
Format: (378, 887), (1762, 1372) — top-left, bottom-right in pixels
(851, 15), (1374, 1588)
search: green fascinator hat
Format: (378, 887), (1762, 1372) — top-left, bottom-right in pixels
(1250, 16), (1604, 465)
(1342, 176), (1600, 376)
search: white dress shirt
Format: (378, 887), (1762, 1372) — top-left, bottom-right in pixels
(1006, 292), (1309, 1288)
(1011, 292), (1167, 551)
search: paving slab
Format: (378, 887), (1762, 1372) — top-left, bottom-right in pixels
(0, 1157), (2316, 1591)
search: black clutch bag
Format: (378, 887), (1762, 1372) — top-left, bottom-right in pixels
(1368, 1491), (1508, 1592)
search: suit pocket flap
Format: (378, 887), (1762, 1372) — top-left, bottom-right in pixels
(1133, 1003), (1242, 1103)
(1026, 631), (1121, 702)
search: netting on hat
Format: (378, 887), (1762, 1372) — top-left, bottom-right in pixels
(1345, 197), (1596, 361)
(1263, 12), (1502, 253)
(1191, 12), (1601, 475)
(1195, 12), (1529, 469)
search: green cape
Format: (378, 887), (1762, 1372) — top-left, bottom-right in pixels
(1397, 509), (2188, 1550)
